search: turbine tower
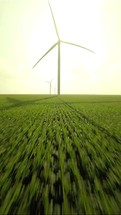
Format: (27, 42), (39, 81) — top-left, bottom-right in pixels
(33, 2), (94, 95)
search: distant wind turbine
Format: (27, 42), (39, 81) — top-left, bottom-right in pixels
(44, 78), (54, 94)
(33, 2), (94, 95)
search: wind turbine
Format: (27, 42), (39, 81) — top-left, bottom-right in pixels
(33, 2), (94, 95)
(44, 78), (54, 94)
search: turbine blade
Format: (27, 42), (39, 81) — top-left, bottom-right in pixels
(61, 40), (95, 53)
(48, 2), (60, 40)
(33, 42), (58, 68)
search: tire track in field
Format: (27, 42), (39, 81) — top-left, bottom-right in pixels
(59, 98), (121, 144)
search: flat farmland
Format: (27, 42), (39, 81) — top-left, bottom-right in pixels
(0, 95), (121, 214)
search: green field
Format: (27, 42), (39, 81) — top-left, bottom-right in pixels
(0, 94), (121, 214)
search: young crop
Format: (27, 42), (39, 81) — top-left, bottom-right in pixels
(0, 95), (121, 214)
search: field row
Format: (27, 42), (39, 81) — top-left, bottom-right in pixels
(0, 98), (121, 214)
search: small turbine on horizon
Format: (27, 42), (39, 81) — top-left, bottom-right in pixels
(33, 1), (94, 95)
(44, 78), (54, 94)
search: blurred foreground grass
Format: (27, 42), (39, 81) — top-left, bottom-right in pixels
(0, 94), (121, 214)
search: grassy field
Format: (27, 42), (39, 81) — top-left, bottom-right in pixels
(0, 94), (121, 214)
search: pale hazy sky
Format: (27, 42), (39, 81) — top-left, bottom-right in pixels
(0, 0), (121, 94)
